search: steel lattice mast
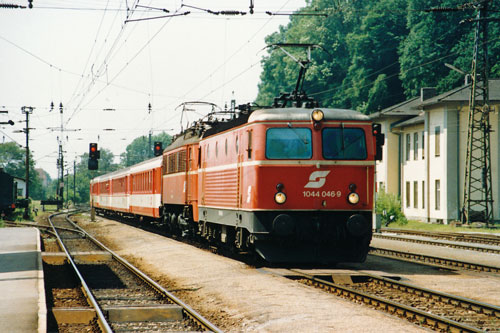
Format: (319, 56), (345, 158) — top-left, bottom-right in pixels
(462, 1), (494, 224)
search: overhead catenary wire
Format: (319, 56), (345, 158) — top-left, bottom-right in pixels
(65, 0), (114, 109)
(162, 0), (296, 111)
(65, 4), (185, 126)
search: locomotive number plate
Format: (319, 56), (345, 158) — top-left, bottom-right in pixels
(303, 190), (342, 198)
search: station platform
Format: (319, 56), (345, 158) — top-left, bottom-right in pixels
(0, 227), (45, 332)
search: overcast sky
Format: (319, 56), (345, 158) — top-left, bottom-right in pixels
(0, 0), (306, 178)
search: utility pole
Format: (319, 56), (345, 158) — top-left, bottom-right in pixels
(148, 103), (153, 158)
(148, 130), (153, 158)
(461, 0), (499, 225)
(57, 103), (64, 210)
(48, 102), (80, 210)
(21, 106), (34, 219)
(65, 169), (69, 208)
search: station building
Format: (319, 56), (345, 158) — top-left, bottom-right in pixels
(370, 79), (500, 224)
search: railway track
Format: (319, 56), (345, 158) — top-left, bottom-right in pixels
(381, 228), (500, 247)
(44, 211), (221, 332)
(283, 269), (500, 332)
(373, 233), (500, 255)
(369, 247), (500, 274)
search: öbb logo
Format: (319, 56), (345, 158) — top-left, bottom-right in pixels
(304, 171), (331, 189)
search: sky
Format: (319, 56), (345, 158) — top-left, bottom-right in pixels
(0, 0), (306, 178)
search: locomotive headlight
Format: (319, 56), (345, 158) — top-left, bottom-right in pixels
(347, 192), (360, 205)
(311, 109), (324, 122)
(274, 192), (287, 204)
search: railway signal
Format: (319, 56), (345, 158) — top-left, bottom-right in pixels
(154, 141), (163, 156)
(88, 143), (100, 170)
(372, 123), (384, 161)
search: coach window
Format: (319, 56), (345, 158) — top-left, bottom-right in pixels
(225, 138), (228, 156)
(215, 141), (218, 158)
(322, 128), (366, 160)
(266, 128), (312, 159)
(235, 136), (239, 154)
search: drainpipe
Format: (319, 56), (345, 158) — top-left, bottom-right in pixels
(456, 106), (461, 221)
(398, 132), (402, 199)
(425, 112), (430, 222)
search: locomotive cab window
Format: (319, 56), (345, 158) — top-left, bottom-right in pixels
(266, 128), (312, 159)
(322, 127), (367, 160)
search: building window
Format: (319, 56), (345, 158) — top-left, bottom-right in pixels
(406, 134), (411, 161)
(406, 181), (410, 207)
(435, 126), (440, 157)
(422, 131), (425, 159)
(379, 182), (385, 192)
(413, 133), (418, 160)
(435, 179), (440, 210)
(422, 181), (425, 209)
(413, 181), (418, 208)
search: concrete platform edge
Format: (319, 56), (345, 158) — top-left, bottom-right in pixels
(35, 228), (47, 333)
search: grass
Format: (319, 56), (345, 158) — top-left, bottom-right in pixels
(385, 219), (500, 234)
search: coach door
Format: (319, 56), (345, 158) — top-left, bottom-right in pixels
(236, 134), (243, 208)
(187, 146), (198, 205)
(186, 145), (199, 221)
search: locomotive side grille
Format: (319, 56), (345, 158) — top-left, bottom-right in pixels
(166, 149), (187, 174)
(177, 150), (187, 173)
(204, 169), (238, 206)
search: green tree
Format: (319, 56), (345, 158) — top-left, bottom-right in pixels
(256, 0), (500, 113)
(120, 132), (172, 167)
(51, 148), (120, 204)
(0, 142), (44, 200)
(256, 0), (358, 108)
(342, 0), (407, 113)
(398, 0), (470, 97)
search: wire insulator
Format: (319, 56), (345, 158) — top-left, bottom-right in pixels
(0, 3), (25, 8)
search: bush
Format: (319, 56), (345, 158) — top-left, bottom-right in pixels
(375, 190), (407, 226)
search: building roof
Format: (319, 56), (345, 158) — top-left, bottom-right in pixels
(419, 79), (500, 107)
(391, 114), (424, 129)
(369, 97), (421, 120)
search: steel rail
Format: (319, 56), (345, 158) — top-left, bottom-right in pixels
(370, 247), (500, 273)
(381, 228), (500, 246)
(65, 213), (222, 333)
(289, 269), (497, 333)
(4, 220), (86, 236)
(48, 212), (113, 333)
(373, 233), (500, 255)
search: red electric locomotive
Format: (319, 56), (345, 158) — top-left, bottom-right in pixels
(90, 43), (384, 263)
(90, 105), (383, 263)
